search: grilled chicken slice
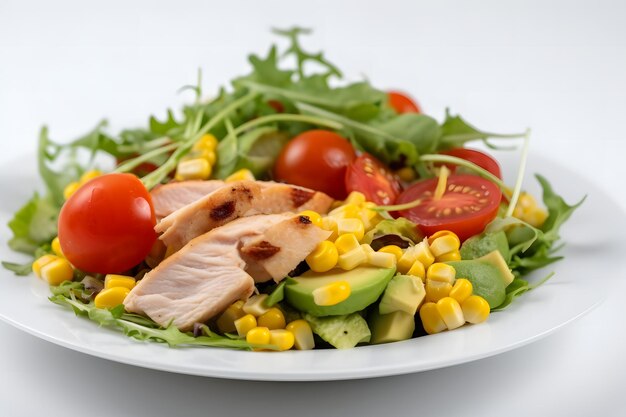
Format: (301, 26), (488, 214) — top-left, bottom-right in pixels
(151, 180), (225, 220)
(124, 214), (330, 330)
(156, 181), (261, 252)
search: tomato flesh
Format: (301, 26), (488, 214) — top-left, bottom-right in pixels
(439, 148), (502, 179)
(345, 154), (402, 205)
(58, 173), (157, 274)
(274, 130), (356, 199)
(388, 91), (421, 114)
(394, 175), (501, 241)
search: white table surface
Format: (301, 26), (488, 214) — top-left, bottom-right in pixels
(1, 1), (625, 416)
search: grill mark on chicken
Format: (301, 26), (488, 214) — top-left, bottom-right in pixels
(298, 215), (312, 225)
(240, 240), (281, 260)
(210, 201), (236, 220)
(291, 187), (315, 207)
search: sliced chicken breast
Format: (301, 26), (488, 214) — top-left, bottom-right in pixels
(151, 180), (225, 220)
(124, 214), (330, 330)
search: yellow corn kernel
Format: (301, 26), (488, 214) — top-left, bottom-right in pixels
(360, 203), (383, 231)
(217, 300), (246, 334)
(243, 294), (271, 317)
(395, 167), (416, 182)
(462, 295), (490, 324)
(286, 320), (315, 350)
(104, 274), (136, 290)
(225, 168), (255, 183)
(329, 203), (361, 219)
(320, 217), (338, 241)
(449, 278), (473, 304)
(246, 326), (271, 346)
(361, 243), (375, 256)
(427, 263), (456, 284)
(312, 281), (351, 306)
(269, 329), (295, 351)
(428, 232), (460, 257)
(257, 308), (286, 330)
(203, 150), (217, 166)
(51, 237), (64, 257)
(413, 240), (435, 269)
(306, 241), (339, 273)
(407, 260), (426, 281)
(437, 250), (461, 262)
(337, 246), (368, 270)
(79, 169), (102, 184)
(436, 297), (465, 330)
(32, 254), (58, 278)
(336, 218), (365, 241)
(94, 287), (130, 309)
(419, 302), (447, 335)
(193, 133), (219, 152)
(425, 280), (452, 303)
(298, 210), (322, 228)
(63, 181), (80, 200)
(234, 314), (257, 337)
(40, 258), (74, 286)
(524, 207), (548, 228)
(378, 245), (404, 262)
(367, 249), (397, 269)
(334, 233), (361, 255)
(344, 191), (366, 206)
(175, 158), (211, 181)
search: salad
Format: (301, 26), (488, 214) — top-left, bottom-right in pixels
(2, 28), (583, 351)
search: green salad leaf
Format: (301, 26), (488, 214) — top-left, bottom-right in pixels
(1, 261), (32, 276)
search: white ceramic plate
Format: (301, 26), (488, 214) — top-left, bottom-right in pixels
(0, 151), (622, 381)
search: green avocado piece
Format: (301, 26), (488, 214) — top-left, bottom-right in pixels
(369, 310), (416, 345)
(285, 266), (396, 316)
(447, 250), (515, 308)
(378, 274), (425, 315)
(304, 313), (371, 349)
(460, 231), (510, 262)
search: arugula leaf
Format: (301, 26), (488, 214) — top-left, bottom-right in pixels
(439, 110), (524, 149)
(1, 261), (32, 276)
(149, 109), (183, 136)
(492, 273), (554, 311)
(371, 113), (442, 155)
(536, 174), (586, 245)
(7, 193), (58, 254)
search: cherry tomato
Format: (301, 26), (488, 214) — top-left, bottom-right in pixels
(388, 91), (421, 114)
(394, 175), (501, 241)
(439, 148), (502, 179)
(116, 155), (160, 177)
(274, 130), (356, 199)
(267, 100), (285, 113)
(345, 154), (402, 205)
(58, 173), (157, 274)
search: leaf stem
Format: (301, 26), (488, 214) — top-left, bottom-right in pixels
(233, 113), (343, 135)
(505, 129), (531, 217)
(114, 143), (179, 173)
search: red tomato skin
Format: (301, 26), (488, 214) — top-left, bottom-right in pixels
(274, 130), (356, 200)
(394, 175), (501, 241)
(345, 154), (402, 205)
(388, 91), (421, 114)
(58, 173), (157, 274)
(439, 148), (502, 179)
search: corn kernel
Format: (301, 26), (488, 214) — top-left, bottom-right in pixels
(104, 274), (136, 290)
(203, 150), (217, 165)
(217, 300), (246, 334)
(257, 308), (286, 330)
(306, 241), (339, 272)
(395, 167), (416, 182)
(367, 250), (397, 269)
(337, 246), (368, 270)
(419, 302), (447, 335)
(246, 326), (271, 346)
(425, 280), (452, 303)
(437, 250), (461, 262)
(344, 191), (366, 206)
(329, 203), (361, 219)
(33, 255), (58, 278)
(336, 218), (365, 241)
(234, 314), (257, 337)
(269, 329), (295, 351)
(243, 294), (271, 317)
(320, 217), (338, 241)
(524, 207), (548, 228)
(79, 169), (102, 184)
(427, 263), (456, 284)
(413, 240), (435, 269)
(40, 258), (74, 286)
(51, 237), (64, 257)
(312, 281), (351, 306)
(63, 182), (80, 200)
(225, 168), (255, 183)
(194, 133), (219, 152)
(334, 234), (361, 255)
(299, 210), (323, 227)
(378, 245), (404, 262)
(462, 295), (490, 324)
(94, 287), (130, 309)
(286, 320), (315, 350)
(407, 260), (426, 281)
(175, 158), (211, 181)
(428, 231), (460, 257)
(436, 297), (465, 330)
(449, 278), (473, 304)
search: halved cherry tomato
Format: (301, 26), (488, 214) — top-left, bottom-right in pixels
(388, 91), (421, 114)
(439, 148), (502, 179)
(274, 130), (356, 199)
(394, 175), (501, 241)
(345, 154), (402, 205)
(58, 173), (157, 274)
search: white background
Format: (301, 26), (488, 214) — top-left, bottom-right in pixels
(1, 1), (625, 416)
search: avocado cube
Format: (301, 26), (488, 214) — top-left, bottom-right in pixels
(378, 274), (425, 316)
(369, 310), (416, 345)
